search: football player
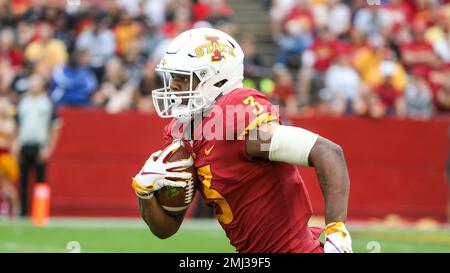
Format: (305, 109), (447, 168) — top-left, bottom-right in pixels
(132, 28), (352, 253)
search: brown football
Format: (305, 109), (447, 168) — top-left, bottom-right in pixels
(155, 141), (197, 215)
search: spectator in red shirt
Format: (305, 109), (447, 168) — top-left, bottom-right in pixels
(348, 28), (368, 53)
(11, 0), (31, 16)
(400, 21), (442, 78)
(309, 28), (342, 73)
(270, 65), (297, 119)
(298, 27), (342, 107)
(0, 28), (23, 71)
(161, 8), (193, 38)
(274, 0), (314, 67)
(192, 0), (211, 22)
(285, 0), (314, 25)
(0, 28), (23, 96)
(370, 61), (405, 117)
(205, 0), (234, 23)
(411, 0), (435, 28)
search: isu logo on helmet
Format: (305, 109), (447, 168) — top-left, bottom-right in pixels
(195, 36), (236, 62)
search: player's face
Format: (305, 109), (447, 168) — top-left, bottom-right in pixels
(170, 73), (200, 105)
(170, 73), (200, 92)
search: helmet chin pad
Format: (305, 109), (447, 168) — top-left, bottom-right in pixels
(170, 94), (183, 106)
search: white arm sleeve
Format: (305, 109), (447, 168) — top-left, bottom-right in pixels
(268, 125), (319, 166)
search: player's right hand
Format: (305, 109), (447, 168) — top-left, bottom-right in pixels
(324, 222), (353, 253)
(132, 142), (193, 199)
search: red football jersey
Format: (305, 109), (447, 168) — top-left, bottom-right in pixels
(163, 88), (323, 253)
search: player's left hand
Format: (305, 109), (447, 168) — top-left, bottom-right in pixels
(324, 222), (353, 253)
(132, 143), (193, 199)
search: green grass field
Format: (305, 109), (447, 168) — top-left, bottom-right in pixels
(0, 217), (449, 253)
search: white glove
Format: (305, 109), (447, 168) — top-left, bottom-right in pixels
(132, 141), (193, 199)
(324, 222), (353, 253)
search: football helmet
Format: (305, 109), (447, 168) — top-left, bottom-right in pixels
(152, 28), (244, 121)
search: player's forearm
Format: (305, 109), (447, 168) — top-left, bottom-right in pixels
(309, 137), (350, 224)
(138, 197), (183, 239)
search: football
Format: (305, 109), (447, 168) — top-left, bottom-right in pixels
(155, 141), (197, 215)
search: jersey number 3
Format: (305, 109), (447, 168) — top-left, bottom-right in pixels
(197, 165), (233, 224)
(243, 96), (264, 115)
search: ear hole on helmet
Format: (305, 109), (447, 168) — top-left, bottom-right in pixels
(214, 79), (228, 88)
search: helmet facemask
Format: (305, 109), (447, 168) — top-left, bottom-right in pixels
(152, 65), (218, 122)
(152, 69), (202, 122)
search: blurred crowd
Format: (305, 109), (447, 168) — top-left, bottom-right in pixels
(0, 0), (236, 217)
(0, 0), (236, 115)
(254, 0), (450, 119)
